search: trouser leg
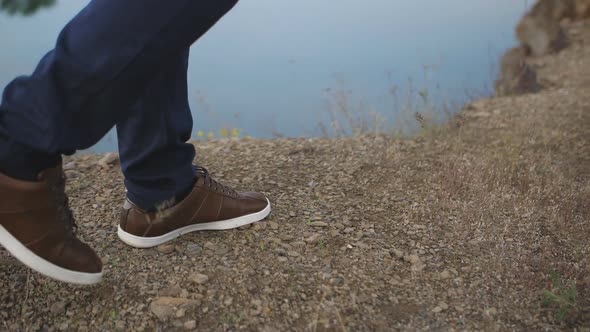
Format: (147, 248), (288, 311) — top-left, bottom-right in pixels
(117, 50), (196, 211)
(0, 0), (239, 179)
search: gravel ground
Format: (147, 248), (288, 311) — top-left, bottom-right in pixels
(1, 20), (590, 332)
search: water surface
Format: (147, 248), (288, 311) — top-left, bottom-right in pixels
(0, 1), (529, 152)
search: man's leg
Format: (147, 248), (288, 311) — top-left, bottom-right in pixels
(117, 50), (196, 212)
(115, 47), (271, 249)
(0, 0), (240, 176)
(0, 0), (241, 284)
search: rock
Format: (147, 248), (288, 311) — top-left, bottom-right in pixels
(517, 2), (569, 57)
(280, 243), (293, 250)
(95, 196), (107, 203)
(440, 270), (452, 279)
(575, 0), (590, 18)
(150, 297), (199, 321)
(268, 237), (282, 244)
(355, 242), (369, 249)
(215, 246), (229, 256)
(50, 301), (67, 315)
(64, 170), (82, 179)
(157, 244), (175, 254)
(494, 47), (540, 96)
(333, 223), (345, 230)
(304, 234), (321, 244)
(158, 287), (184, 297)
(439, 302), (449, 310)
(180, 289), (190, 298)
(184, 320), (197, 330)
(485, 307), (498, 316)
(269, 221), (279, 230)
(63, 162), (77, 171)
(287, 251), (300, 257)
(253, 223), (266, 231)
(185, 243), (202, 257)
(392, 249), (404, 259)
(115, 320), (125, 330)
(174, 245), (185, 254)
(309, 221), (329, 228)
(432, 306), (443, 313)
(279, 234), (294, 242)
(412, 261), (426, 272)
(98, 152), (120, 168)
(189, 273), (209, 285)
(203, 241), (217, 251)
(288, 211), (297, 218)
(404, 255), (420, 264)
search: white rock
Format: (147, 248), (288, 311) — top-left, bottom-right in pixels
(404, 254), (420, 264)
(184, 320), (197, 330)
(304, 234), (321, 244)
(485, 307), (498, 315)
(63, 162), (77, 171)
(440, 270), (452, 279)
(189, 273), (209, 284)
(150, 297), (198, 321)
(98, 152), (120, 168)
(392, 249), (404, 258)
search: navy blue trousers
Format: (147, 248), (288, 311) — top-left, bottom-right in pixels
(0, 0), (239, 210)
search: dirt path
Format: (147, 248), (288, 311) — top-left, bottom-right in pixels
(1, 21), (590, 332)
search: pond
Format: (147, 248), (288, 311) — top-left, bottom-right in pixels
(0, 0), (530, 152)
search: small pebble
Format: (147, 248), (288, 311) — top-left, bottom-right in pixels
(184, 320), (197, 330)
(157, 244), (175, 254)
(190, 273), (209, 284)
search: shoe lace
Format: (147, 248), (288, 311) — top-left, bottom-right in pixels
(195, 166), (238, 198)
(49, 172), (78, 236)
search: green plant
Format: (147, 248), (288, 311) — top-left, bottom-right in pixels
(195, 127), (243, 140)
(221, 314), (242, 324)
(110, 257), (120, 267)
(542, 269), (577, 321)
(110, 308), (117, 320)
(246, 233), (254, 243)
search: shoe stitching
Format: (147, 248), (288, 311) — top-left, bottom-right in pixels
(215, 196), (223, 220)
(189, 191), (209, 222)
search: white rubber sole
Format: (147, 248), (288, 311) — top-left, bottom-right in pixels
(118, 198), (272, 248)
(0, 226), (103, 285)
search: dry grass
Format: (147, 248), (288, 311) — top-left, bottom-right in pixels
(419, 85), (590, 326)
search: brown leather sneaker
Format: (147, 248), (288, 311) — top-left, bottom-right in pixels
(118, 166), (271, 248)
(0, 166), (103, 285)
